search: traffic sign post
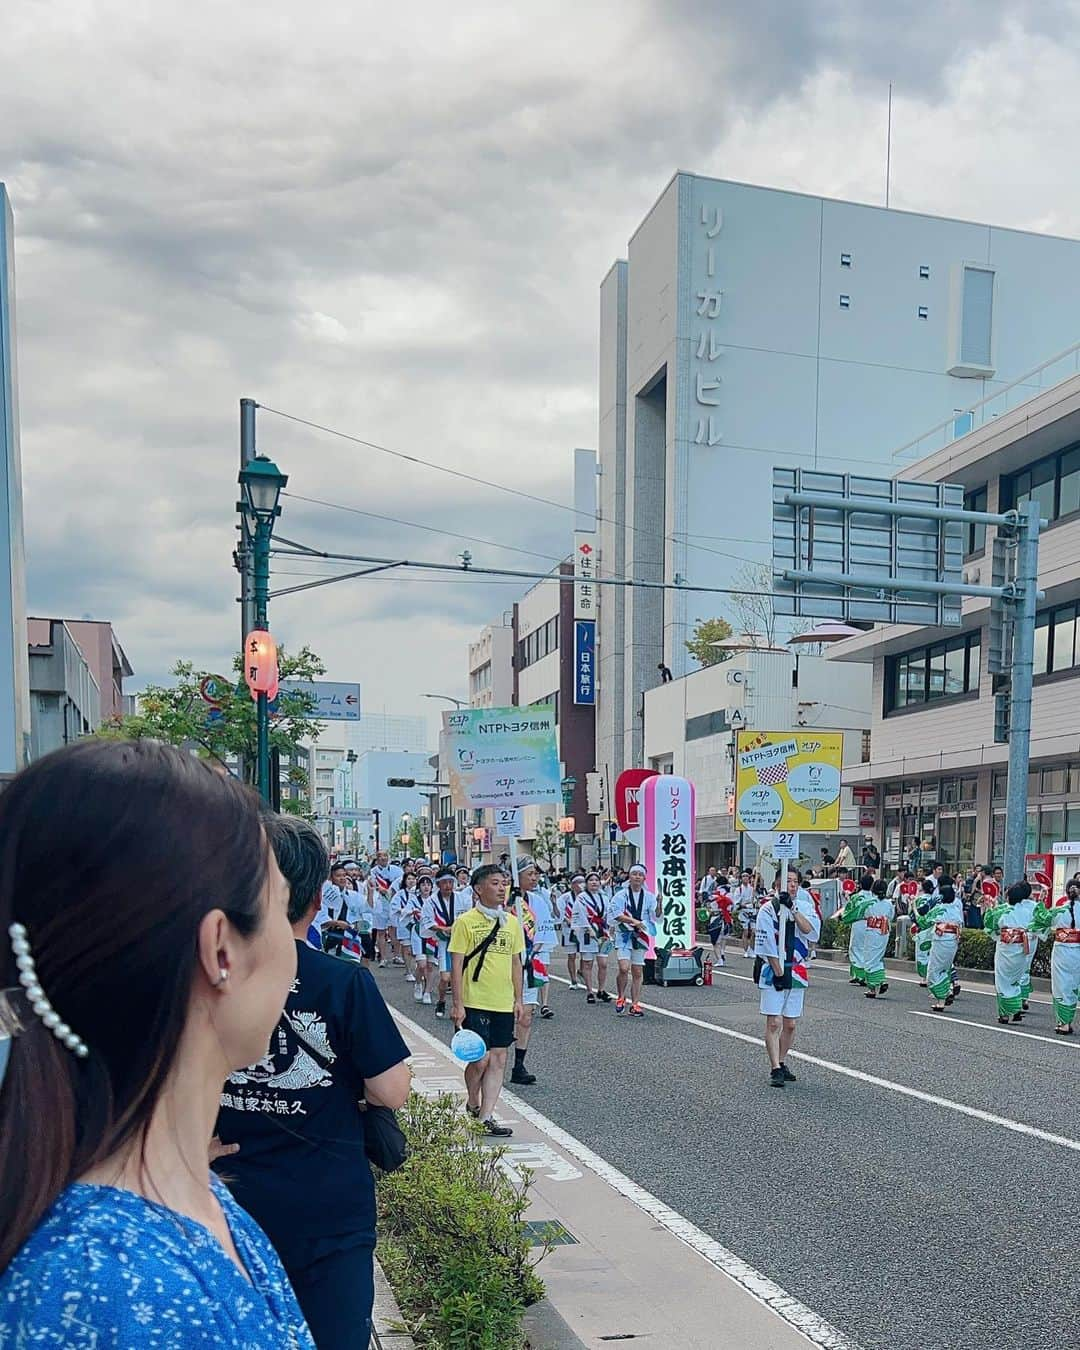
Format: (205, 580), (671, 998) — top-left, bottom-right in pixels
(772, 469), (1043, 884)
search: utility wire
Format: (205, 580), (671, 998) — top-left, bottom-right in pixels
(259, 404), (763, 569)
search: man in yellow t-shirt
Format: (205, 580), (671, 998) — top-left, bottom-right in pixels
(450, 864), (524, 1136)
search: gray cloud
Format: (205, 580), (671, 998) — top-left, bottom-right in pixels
(4, 0), (1080, 736)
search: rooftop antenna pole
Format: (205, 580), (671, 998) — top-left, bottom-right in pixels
(885, 82), (893, 208)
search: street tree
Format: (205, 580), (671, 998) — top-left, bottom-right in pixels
(96, 646), (326, 795)
(727, 562), (778, 647)
(685, 616), (733, 667)
(532, 817), (562, 873)
(408, 818), (426, 858)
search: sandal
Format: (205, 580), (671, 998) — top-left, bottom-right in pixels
(1055, 1024), (1074, 1036)
(930, 1004), (946, 1012)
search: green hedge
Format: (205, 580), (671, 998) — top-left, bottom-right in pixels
(376, 1092), (544, 1350)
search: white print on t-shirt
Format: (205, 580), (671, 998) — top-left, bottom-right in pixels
(226, 1010), (335, 1091)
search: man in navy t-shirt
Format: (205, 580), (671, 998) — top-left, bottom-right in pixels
(216, 816), (410, 1350)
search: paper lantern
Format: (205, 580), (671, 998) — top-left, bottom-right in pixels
(557, 816), (576, 835)
(244, 630), (278, 699)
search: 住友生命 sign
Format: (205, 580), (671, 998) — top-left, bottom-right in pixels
(574, 534), (597, 619)
(734, 730), (844, 834)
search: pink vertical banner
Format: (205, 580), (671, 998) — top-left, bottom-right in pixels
(642, 775), (697, 951)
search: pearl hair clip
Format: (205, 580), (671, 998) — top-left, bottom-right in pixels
(9, 923), (89, 1058)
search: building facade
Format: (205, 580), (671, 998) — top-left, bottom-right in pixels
(344, 711), (428, 755)
(644, 647), (872, 870)
(468, 621), (514, 709)
(27, 619), (100, 759)
(0, 185), (29, 776)
(832, 367), (1080, 873)
(62, 620), (133, 723)
(598, 171), (1080, 788)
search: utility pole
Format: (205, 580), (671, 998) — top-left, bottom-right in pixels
(372, 807), (381, 853)
(1003, 500), (1040, 884)
(237, 399), (257, 784)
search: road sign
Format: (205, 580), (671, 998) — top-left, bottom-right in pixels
(280, 680), (361, 721)
(734, 730), (844, 834)
(771, 831), (801, 860)
(329, 806), (373, 821)
(772, 468), (965, 626)
(495, 807), (523, 838)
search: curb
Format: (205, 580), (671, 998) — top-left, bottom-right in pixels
(371, 1258), (416, 1350)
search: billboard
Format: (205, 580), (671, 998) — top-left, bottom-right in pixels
(573, 620), (595, 705)
(442, 706), (561, 809)
(734, 730), (844, 834)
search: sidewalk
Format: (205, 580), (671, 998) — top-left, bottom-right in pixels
(393, 1008), (855, 1350)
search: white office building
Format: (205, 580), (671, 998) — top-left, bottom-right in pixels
(597, 172), (1080, 786)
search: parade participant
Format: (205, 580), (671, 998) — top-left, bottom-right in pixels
(371, 850), (404, 964)
(707, 881), (734, 967)
(217, 816), (409, 1350)
(561, 875), (585, 990)
(0, 741), (313, 1347)
(1044, 881), (1080, 1035)
(428, 868), (471, 1018)
(613, 863), (661, 1017)
(755, 868), (820, 1088)
(984, 881), (1040, 1023)
(508, 859), (554, 1083)
(391, 875), (419, 984)
(921, 883), (964, 1012)
(450, 865), (524, 1136)
(912, 878), (936, 985)
(572, 871), (613, 1004)
(837, 876), (872, 986)
(371, 865), (391, 966)
(733, 871), (757, 957)
(861, 878), (894, 998)
(413, 873), (436, 1005)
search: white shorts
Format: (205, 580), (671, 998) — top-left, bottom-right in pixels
(410, 931), (423, 958)
(436, 939), (451, 974)
(616, 943), (647, 968)
(576, 932), (600, 956)
(759, 985), (806, 1018)
(522, 986), (539, 1007)
(372, 918), (387, 932)
(396, 924), (411, 943)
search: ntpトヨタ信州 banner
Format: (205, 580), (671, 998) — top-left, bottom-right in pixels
(442, 707), (561, 810)
(734, 730), (844, 834)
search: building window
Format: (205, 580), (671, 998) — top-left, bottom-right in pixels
(1003, 442), (1080, 525)
(530, 692), (559, 725)
(963, 485), (987, 556)
(1033, 598), (1080, 678)
(861, 729), (871, 763)
(886, 630), (981, 713)
(839, 294), (851, 309)
(686, 710), (728, 742)
(917, 305), (929, 320)
(919, 264), (931, 279)
(959, 266), (995, 368)
(840, 253), (852, 267)
(516, 615), (559, 671)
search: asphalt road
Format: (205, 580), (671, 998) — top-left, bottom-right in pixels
(371, 951), (1079, 1350)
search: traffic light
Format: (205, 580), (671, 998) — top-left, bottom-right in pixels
(386, 778), (417, 788)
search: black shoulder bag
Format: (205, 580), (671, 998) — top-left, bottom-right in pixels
(462, 913), (503, 982)
(279, 1013), (408, 1174)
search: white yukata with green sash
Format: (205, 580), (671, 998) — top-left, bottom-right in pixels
(923, 893), (964, 1003)
(983, 896), (1042, 1020)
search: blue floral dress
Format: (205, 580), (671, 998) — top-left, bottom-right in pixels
(0, 1176), (314, 1347)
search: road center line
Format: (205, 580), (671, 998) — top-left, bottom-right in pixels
(909, 1009), (1078, 1046)
(548, 975), (1080, 1153)
(391, 1005), (860, 1350)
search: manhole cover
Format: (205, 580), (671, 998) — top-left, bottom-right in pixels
(522, 1219), (578, 1247)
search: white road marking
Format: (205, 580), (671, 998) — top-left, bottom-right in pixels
(391, 1006), (860, 1350)
(910, 1010), (1077, 1046)
(545, 974), (1080, 1154)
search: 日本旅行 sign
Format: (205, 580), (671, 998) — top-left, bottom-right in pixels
(734, 730), (844, 834)
(642, 774), (696, 952)
(442, 707), (561, 810)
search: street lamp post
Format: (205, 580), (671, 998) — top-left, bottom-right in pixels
(423, 693), (466, 709)
(400, 810), (412, 858)
(238, 454), (288, 803)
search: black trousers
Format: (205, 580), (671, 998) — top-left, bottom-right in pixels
(287, 1243), (375, 1349)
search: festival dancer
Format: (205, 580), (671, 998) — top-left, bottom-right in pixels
(984, 880), (1040, 1024)
(1043, 881), (1080, 1035)
(613, 863), (661, 1017)
(912, 878), (936, 986)
(861, 878), (894, 998)
(921, 883), (964, 1012)
(572, 872), (613, 1004)
(836, 876), (873, 985)
(560, 874), (585, 990)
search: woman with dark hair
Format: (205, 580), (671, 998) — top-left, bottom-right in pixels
(0, 740), (310, 1347)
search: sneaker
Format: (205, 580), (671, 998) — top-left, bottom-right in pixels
(586, 993), (597, 1004)
(483, 1118), (513, 1136)
(392, 957), (405, 966)
(717, 956), (725, 966)
(413, 985), (423, 1001)
(597, 990), (613, 1003)
(629, 1003), (645, 1017)
(769, 1067), (786, 1088)
(422, 992), (432, 1005)
(743, 950), (753, 958)
(466, 1103), (480, 1118)
(435, 1001), (446, 1019)
(377, 960), (386, 968)
(539, 1006), (554, 1020)
(511, 1065), (536, 1085)
(781, 1063), (796, 1082)
(406, 973), (416, 983)
(1021, 999), (1030, 1011)
(615, 998), (626, 1015)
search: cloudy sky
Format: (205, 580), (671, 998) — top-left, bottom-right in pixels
(4, 1), (1080, 745)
